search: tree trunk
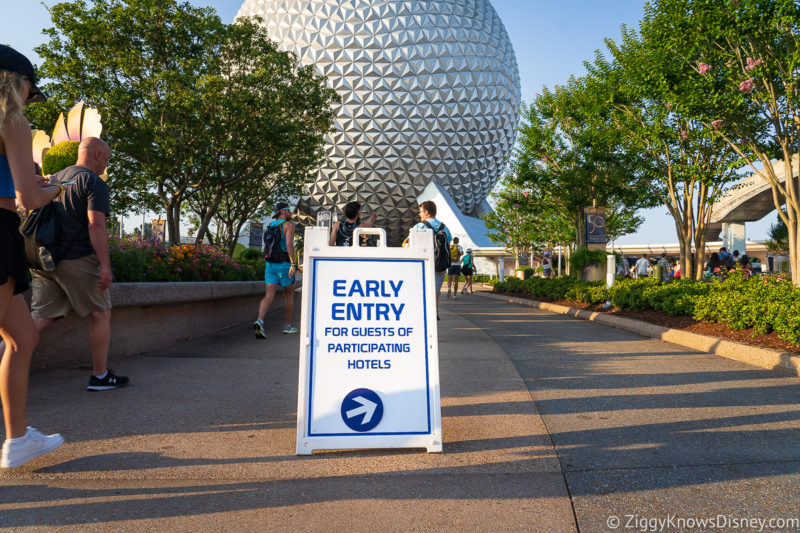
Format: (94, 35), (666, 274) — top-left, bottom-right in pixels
(789, 217), (799, 284)
(565, 246), (571, 276)
(574, 211), (586, 248)
(194, 186), (224, 246)
(166, 201), (181, 245)
(692, 235), (707, 281)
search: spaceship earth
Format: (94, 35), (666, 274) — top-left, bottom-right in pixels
(236, 0), (521, 243)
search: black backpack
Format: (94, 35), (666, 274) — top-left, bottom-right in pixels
(423, 220), (450, 272)
(19, 202), (63, 270)
(263, 221), (290, 263)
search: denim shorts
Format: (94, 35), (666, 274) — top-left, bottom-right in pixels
(264, 261), (295, 287)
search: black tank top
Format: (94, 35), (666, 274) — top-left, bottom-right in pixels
(335, 218), (360, 246)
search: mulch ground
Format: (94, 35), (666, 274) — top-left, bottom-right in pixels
(493, 290), (800, 355)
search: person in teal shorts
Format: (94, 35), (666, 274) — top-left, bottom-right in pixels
(254, 202), (298, 338)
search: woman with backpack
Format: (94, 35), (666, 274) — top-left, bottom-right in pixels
(329, 201), (377, 247)
(460, 248), (475, 295)
(0, 45), (65, 468)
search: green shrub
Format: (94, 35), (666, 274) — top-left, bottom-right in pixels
(642, 280), (711, 316)
(232, 243), (247, 259)
(608, 277), (659, 311)
(692, 273), (799, 340)
(495, 272), (799, 346)
(42, 141), (80, 175)
(565, 281), (607, 303)
(237, 247), (263, 261)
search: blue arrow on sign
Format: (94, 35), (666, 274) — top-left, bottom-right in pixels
(341, 388), (384, 432)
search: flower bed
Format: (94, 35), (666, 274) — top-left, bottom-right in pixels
(494, 273), (800, 345)
(109, 236), (264, 282)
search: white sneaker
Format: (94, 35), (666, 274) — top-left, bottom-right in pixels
(1, 427), (64, 468)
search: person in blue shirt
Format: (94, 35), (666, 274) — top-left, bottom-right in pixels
(403, 200), (451, 320)
(461, 248), (475, 294)
(0, 45), (65, 468)
(254, 202), (298, 338)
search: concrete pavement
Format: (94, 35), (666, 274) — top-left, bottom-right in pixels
(0, 290), (575, 532)
(1, 288), (799, 531)
(452, 290), (800, 532)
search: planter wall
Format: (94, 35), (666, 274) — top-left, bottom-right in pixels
(25, 280), (289, 372)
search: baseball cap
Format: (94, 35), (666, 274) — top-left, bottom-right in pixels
(0, 45), (45, 102)
(466, 248), (472, 253)
(273, 201), (290, 217)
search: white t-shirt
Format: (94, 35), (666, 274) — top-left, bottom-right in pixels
(635, 257), (651, 275)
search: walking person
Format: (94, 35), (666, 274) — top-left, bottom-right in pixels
(0, 45), (65, 468)
(460, 248), (475, 295)
(403, 201), (451, 319)
(656, 254), (671, 281)
(635, 253), (651, 278)
(542, 251), (552, 278)
(329, 201), (376, 247)
(26, 137), (129, 392)
(254, 202), (298, 338)
(445, 237), (463, 299)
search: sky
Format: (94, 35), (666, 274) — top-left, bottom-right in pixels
(5, 0), (778, 243)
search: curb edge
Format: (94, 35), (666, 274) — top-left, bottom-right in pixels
(479, 290), (800, 378)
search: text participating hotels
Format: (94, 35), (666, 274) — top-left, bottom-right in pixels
(325, 279), (414, 368)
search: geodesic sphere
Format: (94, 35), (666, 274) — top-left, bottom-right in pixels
(236, 0), (521, 243)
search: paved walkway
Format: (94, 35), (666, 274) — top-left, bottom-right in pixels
(1, 288), (799, 531)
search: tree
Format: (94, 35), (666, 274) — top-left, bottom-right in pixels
(484, 189), (541, 268)
(187, 168), (297, 256)
(512, 76), (652, 250)
(766, 209), (789, 253)
(645, 0), (800, 284)
(34, 0), (337, 246)
(187, 17), (338, 247)
(593, 25), (744, 279)
(36, 0), (224, 236)
(484, 184), (574, 268)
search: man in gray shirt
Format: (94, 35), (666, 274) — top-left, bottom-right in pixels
(31, 138), (128, 391)
(635, 253), (651, 278)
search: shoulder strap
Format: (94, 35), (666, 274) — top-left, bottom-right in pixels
(422, 220), (445, 232)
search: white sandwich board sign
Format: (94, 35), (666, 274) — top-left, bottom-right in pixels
(296, 226), (442, 454)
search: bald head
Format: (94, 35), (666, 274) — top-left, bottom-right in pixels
(77, 137), (111, 176)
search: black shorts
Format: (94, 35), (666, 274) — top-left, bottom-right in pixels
(447, 264), (461, 276)
(0, 208), (30, 295)
(461, 266), (473, 276)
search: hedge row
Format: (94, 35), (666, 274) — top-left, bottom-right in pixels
(494, 274), (800, 345)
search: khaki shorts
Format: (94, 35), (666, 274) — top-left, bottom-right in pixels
(31, 255), (112, 319)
